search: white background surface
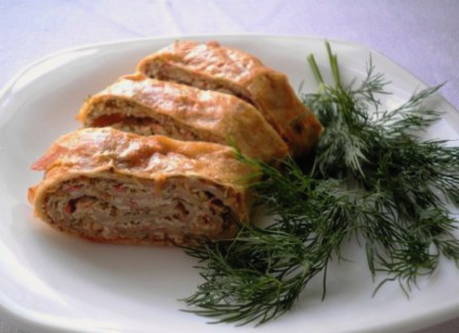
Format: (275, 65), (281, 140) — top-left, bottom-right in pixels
(1, 1), (458, 332)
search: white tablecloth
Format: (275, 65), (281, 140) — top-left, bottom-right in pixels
(1, 1), (458, 332)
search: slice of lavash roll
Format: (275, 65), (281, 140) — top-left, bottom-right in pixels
(78, 74), (288, 162)
(136, 40), (323, 156)
(28, 128), (254, 246)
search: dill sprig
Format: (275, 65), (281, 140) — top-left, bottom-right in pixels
(182, 42), (459, 325)
(306, 43), (459, 290)
(183, 160), (355, 325)
(183, 225), (319, 325)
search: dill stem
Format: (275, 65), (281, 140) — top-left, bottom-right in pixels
(307, 54), (326, 93)
(325, 41), (342, 90)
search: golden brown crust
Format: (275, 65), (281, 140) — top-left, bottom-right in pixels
(78, 74), (288, 161)
(29, 128), (255, 245)
(137, 40), (323, 155)
(31, 127), (253, 188)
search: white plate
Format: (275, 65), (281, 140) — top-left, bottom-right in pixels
(1, 35), (459, 333)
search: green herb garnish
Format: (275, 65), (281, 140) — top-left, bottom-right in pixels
(182, 42), (459, 325)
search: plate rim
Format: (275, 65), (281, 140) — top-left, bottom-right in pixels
(0, 33), (458, 333)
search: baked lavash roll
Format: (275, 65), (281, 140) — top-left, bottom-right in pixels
(137, 40), (323, 156)
(28, 128), (253, 246)
(78, 74), (288, 162)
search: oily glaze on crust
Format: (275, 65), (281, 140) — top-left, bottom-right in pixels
(29, 128), (253, 246)
(78, 74), (288, 161)
(137, 40), (323, 155)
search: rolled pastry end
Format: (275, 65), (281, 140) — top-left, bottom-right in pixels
(29, 128), (254, 246)
(78, 76), (289, 162)
(81, 95), (206, 141)
(31, 172), (246, 246)
(136, 40), (323, 157)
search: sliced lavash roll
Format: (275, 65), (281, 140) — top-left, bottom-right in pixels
(29, 128), (254, 246)
(136, 40), (323, 156)
(78, 74), (288, 162)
